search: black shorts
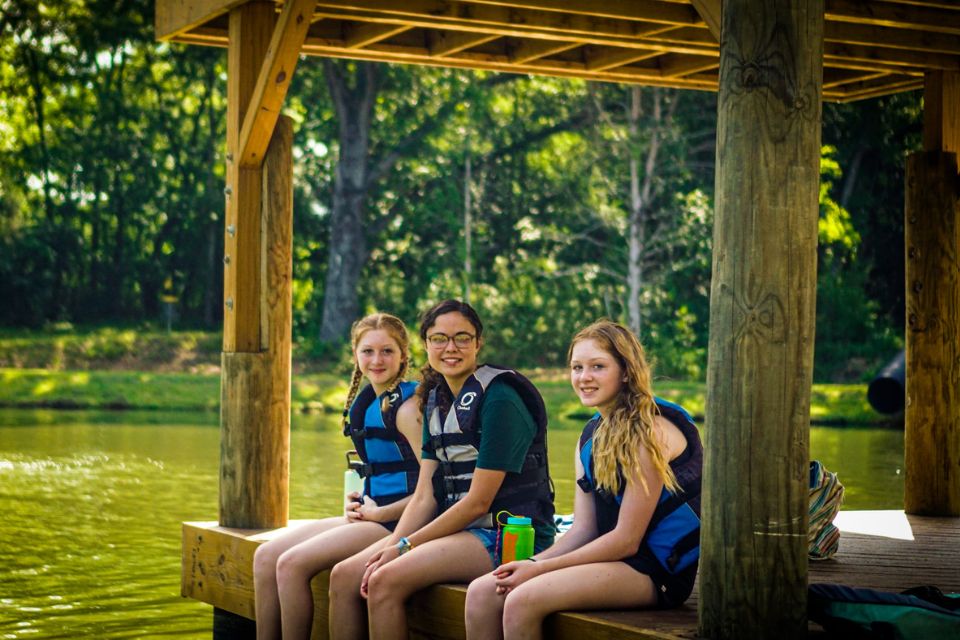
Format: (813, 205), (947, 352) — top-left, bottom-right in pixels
(623, 551), (698, 609)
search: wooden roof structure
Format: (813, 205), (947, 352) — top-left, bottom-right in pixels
(157, 0), (960, 102)
(157, 1), (960, 638)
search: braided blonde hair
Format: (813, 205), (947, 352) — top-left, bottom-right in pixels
(341, 312), (411, 430)
(569, 320), (678, 496)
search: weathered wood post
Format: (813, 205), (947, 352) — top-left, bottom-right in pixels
(216, 2), (288, 635)
(904, 71), (960, 516)
(700, 1), (823, 638)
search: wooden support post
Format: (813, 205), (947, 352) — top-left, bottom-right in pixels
(700, 1), (823, 638)
(224, 1), (275, 353)
(904, 150), (960, 516)
(220, 116), (294, 529)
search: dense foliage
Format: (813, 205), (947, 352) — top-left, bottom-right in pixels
(1, 0), (916, 380)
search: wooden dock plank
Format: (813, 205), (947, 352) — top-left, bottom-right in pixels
(181, 511), (960, 639)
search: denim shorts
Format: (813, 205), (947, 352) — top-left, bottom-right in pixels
(465, 527), (501, 568)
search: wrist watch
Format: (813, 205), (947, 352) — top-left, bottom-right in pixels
(396, 536), (413, 555)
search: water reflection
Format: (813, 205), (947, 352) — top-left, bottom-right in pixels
(0, 409), (903, 638)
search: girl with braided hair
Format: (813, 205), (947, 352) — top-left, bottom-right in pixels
(327, 299), (555, 640)
(253, 313), (421, 640)
(465, 320), (703, 640)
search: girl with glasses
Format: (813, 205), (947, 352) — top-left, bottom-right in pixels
(253, 313), (422, 640)
(464, 320), (703, 640)
(327, 299), (556, 640)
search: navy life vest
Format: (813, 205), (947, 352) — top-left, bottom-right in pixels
(425, 365), (554, 529)
(344, 381), (419, 506)
(577, 398), (702, 575)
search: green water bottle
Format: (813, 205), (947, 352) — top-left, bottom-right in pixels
(343, 451), (364, 511)
(500, 516), (535, 563)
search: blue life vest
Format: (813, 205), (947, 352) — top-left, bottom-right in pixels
(344, 381), (419, 506)
(577, 398), (702, 575)
(425, 364), (554, 529)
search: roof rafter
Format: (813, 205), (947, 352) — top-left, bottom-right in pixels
(238, 0), (318, 167)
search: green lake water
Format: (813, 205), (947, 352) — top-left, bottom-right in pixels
(0, 408), (904, 638)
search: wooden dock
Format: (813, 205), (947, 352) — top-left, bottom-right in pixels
(182, 511), (960, 639)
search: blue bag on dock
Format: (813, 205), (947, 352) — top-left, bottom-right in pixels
(809, 583), (960, 639)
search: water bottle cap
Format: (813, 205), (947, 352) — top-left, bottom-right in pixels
(506, 516), (531, 526)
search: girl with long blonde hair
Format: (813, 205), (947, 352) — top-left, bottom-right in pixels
(465, 320), (703, 640)
(253, 312), (422, 640)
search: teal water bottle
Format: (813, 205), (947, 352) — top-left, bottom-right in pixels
(343, 451), (364, 511)
(500, 516), (535, 563)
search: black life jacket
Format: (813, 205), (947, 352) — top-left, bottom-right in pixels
(344, 381), (419, 506)
(577, 398), (702, 575)
(425, 365), (554, 529)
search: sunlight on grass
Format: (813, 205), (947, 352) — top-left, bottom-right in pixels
(33, 379), (56, 397)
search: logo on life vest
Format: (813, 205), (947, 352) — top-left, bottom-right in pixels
(389, 392), (400, 405)
(458, 392), (478, 410)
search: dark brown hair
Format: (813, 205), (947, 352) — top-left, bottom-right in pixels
(415, 299), (483, 412)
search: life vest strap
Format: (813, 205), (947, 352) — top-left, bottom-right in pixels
(665, 527), (700, 571)
(358, 459), (420, 478)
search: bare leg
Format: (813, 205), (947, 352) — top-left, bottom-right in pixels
(278, 521), (392, 640)
(366, 532), (495, 640)
(501, 563), (657, 640)
(328, 537), (393, 640)
(464, 572), (504, 640)
(254, 517), (349, 640)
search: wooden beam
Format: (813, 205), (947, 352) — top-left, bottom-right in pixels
(689, 0), (721, 42)
(312, 6), (719, 56)
(827, 0), (960, 37)
(700, 0), (823, 637)
(302, 39), (718, 90)
(427, 30), (501, 57)
(658, 53), (719, 78)
(224, 1), (275, 352)
(313, 0), (711, 47)
(509, 39), (580, 64)
(829, 78), (923, 102)
(825, 20), (960, 56)
(923, 71), (960, 154)
(905, 150), (960, 517)
(238, 0), (318, 168)
(345, 21), (413, 48)
(462, 0), (702, 25)
(825, 41), (960, 72)
(584, 46), (661, 72)
(155, 0), (246, 41)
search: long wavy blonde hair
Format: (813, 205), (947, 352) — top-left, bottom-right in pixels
(569, 320), (679, 496)
(341, 313), (411, 430)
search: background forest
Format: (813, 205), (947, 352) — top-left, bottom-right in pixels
(0, 0), (918, 381)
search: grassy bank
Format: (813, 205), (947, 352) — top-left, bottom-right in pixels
(0, 327), (892, 424)
(0, 368), (889, 425)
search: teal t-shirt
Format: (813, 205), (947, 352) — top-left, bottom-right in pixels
(422, 379), (555, 549)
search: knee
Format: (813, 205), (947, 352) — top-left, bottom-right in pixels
(465, 575), (503, 627)
(365, 564), (402, 608)
(502, 588), (539, 632)
(329, 559), (361, 601)
(253, 542), (280, 583)
(275, 548), (309, 587)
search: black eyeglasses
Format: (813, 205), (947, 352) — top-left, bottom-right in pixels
(426, 332), (476, 349)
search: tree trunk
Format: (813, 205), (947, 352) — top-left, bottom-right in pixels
(626, 87), (663, 336)
(318, 61), (378, 344)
